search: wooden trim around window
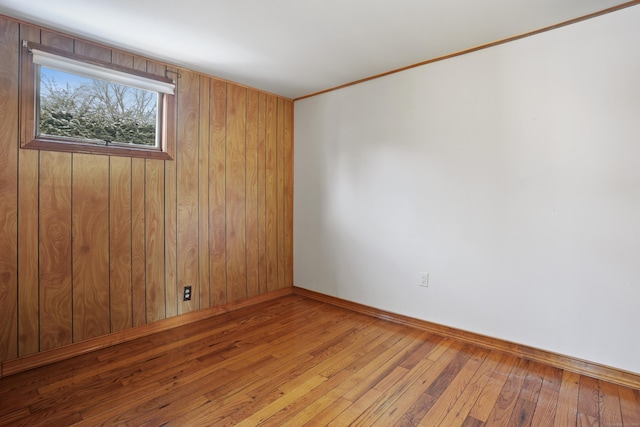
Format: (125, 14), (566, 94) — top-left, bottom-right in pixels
(19, 41), (176, 160)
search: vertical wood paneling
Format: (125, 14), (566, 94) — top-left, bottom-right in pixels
(226, 85), (248, 303)
(177, 69), (200, 314)
(112, 51), (134, 68)
(164, 153), (178, 318)
(72, 154), (110, 342)
(284, 100), (294, 288)
(265, 95), (278, 292)
(109, 157), (133, 332)
(257, 93), (268, 295)
(40, 31), (73, 51)
(146, 61), (165, 78)
(276, 98), (286, 289)
(146, 61), (178, 319)
(209, 79), (228, 305)
(73, 40), (111, 62)
(2, 17), (293, 363)
(37, 33), (74, 351)
(145, 160), (165, 322)
(17, 24), (41, 358)
(246, 89), (260, 298)
(39, 151), (73, 351)
(131, 158), (146, 327)
(109, 52), (134, 333)
(164, 64), (178, 309)
(198, 76), (211, 309)
(131, 57), (148, 327)
(0, 18), (19, 362)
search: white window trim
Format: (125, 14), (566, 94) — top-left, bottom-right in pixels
(29, 46), (175, 95)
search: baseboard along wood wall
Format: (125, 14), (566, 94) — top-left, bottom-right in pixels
(0, 288), (293, 378)
(2, 284), (638, 392)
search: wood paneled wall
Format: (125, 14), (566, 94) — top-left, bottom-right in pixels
(0, 16), (294, 363)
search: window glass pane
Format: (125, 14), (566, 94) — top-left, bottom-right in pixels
(38, 66), (159, 147)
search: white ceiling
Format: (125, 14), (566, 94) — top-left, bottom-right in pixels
(0, 0), (634, 99)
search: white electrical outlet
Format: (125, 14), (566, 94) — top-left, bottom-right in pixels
(420, 272), (429, 287)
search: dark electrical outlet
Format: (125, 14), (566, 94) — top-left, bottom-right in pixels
(183, 286), (192, 301)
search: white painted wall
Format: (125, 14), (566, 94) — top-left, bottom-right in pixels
(294, 6), (640, 374)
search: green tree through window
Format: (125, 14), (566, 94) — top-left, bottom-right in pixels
(39, 67), (158, 147)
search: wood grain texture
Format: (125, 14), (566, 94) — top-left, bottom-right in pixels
(0, 17), (19, 363)
(130, 158), (146, 327)
(145, 159), (165, 322)
(599, 380), (624, 427)
(38, 30), (74, 351)
(72, 153), (110, 342)
(577, 375), (600, 425)
(276, 98), (286, 289)
(1, 288), (292, 377)
(530, 365), (563, 426)
(283, 99), (294, 289)
(177, 69), (200, 314)
(198, 75), (211, 309)
(246, 89), (260, 298)
(39, 151), (73, 351)
(108, 51), (134, 333)
(294, 286), (640, 392)
(129, 56), (149, 328)
(150, 56), (176, 320)
(226, 84), (248, 303)
(619, 386), (640, 425)
(4, 16), (293, 366)
(265, 95), (278, 292)
(73, 39), (111, 61)
(2, 294), (636, 426)
(17, 149), (39, 358)
(554, 370), (581, 426)
(17, 24), (41, 360)
(109, 156), (133, 332)
(40, 30), (73, 52)
(112, 51), (134, 68)
(164, 71), (178, 320)
(257, 93), (268, 295)
(209, 79), (228, 305)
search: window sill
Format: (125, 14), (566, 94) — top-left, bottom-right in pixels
(22, 137), (174, 161)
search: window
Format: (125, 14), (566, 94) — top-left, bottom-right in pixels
(20, 41), (176, 160)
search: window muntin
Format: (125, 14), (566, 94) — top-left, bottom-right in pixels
(20, 42), (176, 160)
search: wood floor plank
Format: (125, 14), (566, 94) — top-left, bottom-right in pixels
(350, 340), (463, 426)
(291, 396), (352, 426)
(438, 350), (507, 427)
(468, 353), (519, 422)
(553, 370), (582, 427)
(375, 343), (463, 425)
(577, 375), (600, 426)
(462, 416), (486, 427)
(619, 386), (640, 425)
(530, 364), (564, 427)
(416, 348), (489, 426)
(249, 369), (354, 426)
(506, 361), (545, 427)
(599, 380), (623, 427)
(482, 356), (530, 426)
(1, 294), (638, 427)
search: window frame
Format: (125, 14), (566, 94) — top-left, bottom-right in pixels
(20, 41), (176, 160)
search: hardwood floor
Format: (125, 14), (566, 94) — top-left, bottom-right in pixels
(1, 295), (639, 426)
